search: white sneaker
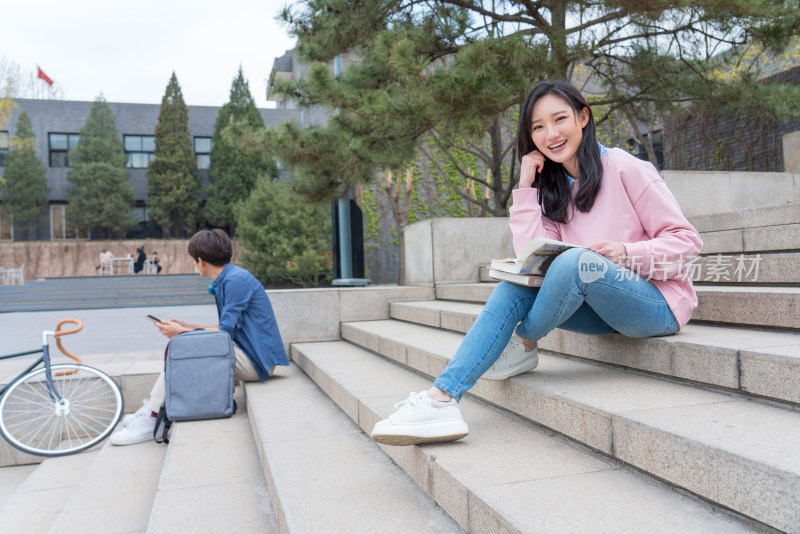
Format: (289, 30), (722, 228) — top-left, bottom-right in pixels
(110, 411), (156, 446)
(370, 391), (469, 446)
(123, 398), (151, 426)
(482, 336), (539, 380)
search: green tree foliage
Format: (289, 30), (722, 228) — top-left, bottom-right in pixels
(236, 174), (332, 287)
(205, 67), (276, 232)
(2, 111), (48, 239)
(267, 0), (800, 200)
(66, 96), (134, 238)
(148, 72), (200, 237)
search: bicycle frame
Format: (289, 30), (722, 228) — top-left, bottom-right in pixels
(0, 320), (82, 399)
(0, 335), (60, 402)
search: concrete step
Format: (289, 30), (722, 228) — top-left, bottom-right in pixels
(291, 340), (768, 533)
(0, 275), (214, 312)
(691, 200), (800, 256)
(341, 319), (800, 532)
(0, 450), (98, 533)
(700, 222), (800, 255)
(244, 364), (462, 533)
(0, 287), (211, 300)
(389, 299), (800, 405)
(693, 285), (800, 329)
(49, 439), (167, 533)
(689, 201), (800, 255)
(0, 296), (214, 314)
(481, 251), (800, 286)
(147, 390), (279, 533)
(689, 200), (800, 234)
(0, 351), (162, 467)
(690, 252), (799, 286)
(0, 464), (36, 506)
(434, 282), (800, 330)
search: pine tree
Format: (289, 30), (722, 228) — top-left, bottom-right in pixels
(147, 72), (200, 238)
(236, 173), (331, 287)
(66, 96), (134, 238)
(2, 111), (49, 239)
(205, 67), (276, 232)
(266, 0), (800, 210)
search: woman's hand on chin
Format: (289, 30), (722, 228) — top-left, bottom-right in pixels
(519, 150), (545, 188)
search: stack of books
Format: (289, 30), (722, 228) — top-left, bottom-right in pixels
(489, 237), (577, 287)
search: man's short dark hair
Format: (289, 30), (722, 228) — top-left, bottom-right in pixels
(188, 229), (232, 266)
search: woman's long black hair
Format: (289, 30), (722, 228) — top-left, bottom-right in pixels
(516, 80), (603, 224)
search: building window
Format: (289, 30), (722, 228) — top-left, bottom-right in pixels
(0, 205), (12, 240)
(49, 133), (80, 167)
(50, 205), (89, 240)
(124, 135), (155, 168)
(194, 136), (212, 170)
(0, 131), (8, 167)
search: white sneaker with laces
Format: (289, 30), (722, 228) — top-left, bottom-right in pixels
(482, 336), (539, 380)
(110, 411), (156, 446)
(123, 398), (151, 426)
(370, 391), (469, 446)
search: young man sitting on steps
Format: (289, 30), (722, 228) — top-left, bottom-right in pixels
(110, 229), (289, 446)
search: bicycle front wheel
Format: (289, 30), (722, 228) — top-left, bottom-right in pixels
(0, 364), (123, 456)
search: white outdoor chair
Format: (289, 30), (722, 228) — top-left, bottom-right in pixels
(144, 259), (158, 275)
(0, 268), (7, 286)
(7, 264), (24, 286)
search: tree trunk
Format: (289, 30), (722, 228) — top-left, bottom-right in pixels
(487, 116), (507, 217)
(549, 2), (569, 79)
(623, 106), (660, 169)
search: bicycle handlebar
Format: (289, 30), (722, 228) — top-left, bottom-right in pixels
(55, 318), (83, 337)
(46, 318), (84, 365)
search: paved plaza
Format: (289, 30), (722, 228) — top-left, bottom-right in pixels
(1, 304), (218, 358)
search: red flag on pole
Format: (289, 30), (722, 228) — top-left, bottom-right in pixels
(37, 66), (54, 87)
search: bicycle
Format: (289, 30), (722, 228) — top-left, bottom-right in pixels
(0, 319), (124, 456)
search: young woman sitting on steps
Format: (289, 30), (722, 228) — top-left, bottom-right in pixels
(371, 79), (703, 446)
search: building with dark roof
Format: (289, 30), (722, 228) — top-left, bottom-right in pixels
(0, 99), (301, 241)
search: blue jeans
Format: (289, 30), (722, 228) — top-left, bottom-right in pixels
(433, 248), (679, 401)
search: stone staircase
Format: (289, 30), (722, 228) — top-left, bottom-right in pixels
(0, 274), (214, 313)
(0, 201), (797, 532)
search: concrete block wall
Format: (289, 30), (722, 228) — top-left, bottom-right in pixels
(785, 130), (800, 173)
(662, 170), (800, 218)
(403, 218), (513, 287)
(267, 285), (435, 353)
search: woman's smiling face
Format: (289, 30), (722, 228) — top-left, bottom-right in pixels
(530, 93), (589, 178)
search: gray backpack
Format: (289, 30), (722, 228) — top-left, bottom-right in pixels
(155, 329), (236, 443)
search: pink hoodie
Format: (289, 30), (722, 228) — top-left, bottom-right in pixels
(509, 147), (703, 329)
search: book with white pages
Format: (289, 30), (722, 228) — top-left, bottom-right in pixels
(488, 269), (545, 287)
(489, 236), (578, 276)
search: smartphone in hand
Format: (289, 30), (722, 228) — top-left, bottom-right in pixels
(146, 314), (162, 324)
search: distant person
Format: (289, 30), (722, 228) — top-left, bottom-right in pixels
(110, 229), (289, 445)
(133, 247), (146, 274)
(152, 251), (163, 274)
(97, 249), (113, 275)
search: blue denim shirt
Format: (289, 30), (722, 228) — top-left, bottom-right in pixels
(210, 263), (288, 380)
